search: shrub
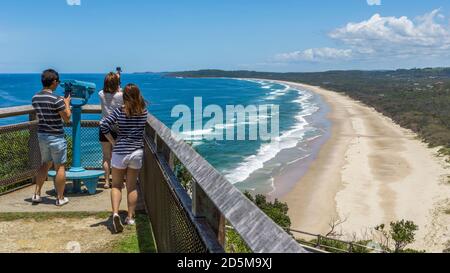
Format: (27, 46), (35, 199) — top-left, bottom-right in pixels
(225, 192), (292, 253)
(0, 131), (31, 181)
(0, 131), (72, 191)
(243, 191), (291, 230)
(225, 229), (251, 253)
(390, 220), (419, 253)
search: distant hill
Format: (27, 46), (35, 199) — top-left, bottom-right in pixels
(168, 68), (450, 149)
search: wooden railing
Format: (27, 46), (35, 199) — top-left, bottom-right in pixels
(289, 228), (386, 253)
(0, 105), (307, 253)
(140, 113), (307, 253)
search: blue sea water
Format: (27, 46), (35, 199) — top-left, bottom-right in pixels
(0, 73), (329, 197)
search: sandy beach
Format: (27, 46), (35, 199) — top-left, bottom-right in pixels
(273, 81), (450, 252)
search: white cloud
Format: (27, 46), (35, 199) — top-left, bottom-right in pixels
(330, 9), (450, 57)
(367, 0), (381, 6)
(67, 0), (81, 6)
(275, 48), (353, 62)
(275, 9), (450, 63)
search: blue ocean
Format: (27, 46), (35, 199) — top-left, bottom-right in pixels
(0, 73), (330, 197)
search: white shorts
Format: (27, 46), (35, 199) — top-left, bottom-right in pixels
(111, 149), (144, 170)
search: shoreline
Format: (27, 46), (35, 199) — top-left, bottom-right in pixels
(266, 80), (450, 252)
(231, 78), (328, 197)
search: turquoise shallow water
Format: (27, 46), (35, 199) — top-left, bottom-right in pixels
(0, 73), (329, 196)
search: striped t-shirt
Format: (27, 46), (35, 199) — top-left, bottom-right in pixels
(100, 107), (148, 155)
(32, 90), (66, 135)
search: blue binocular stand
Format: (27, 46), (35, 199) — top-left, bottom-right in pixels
(49, 80), (105, 195)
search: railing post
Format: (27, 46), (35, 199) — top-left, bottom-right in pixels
(28, 113), (39, 185)
(192, 181), (226, 247)
(316, 235), (322, 248)
(349, 242), (353, 253)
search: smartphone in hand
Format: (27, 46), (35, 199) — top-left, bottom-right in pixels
(64, 89), (72, 99)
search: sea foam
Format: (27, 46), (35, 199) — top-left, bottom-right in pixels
(224, 80), (320, 184)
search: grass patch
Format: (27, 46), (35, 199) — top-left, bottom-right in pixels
(0, 211), (111, 222)
(0, 211), (157, 253)
(110, 213), (157, 253)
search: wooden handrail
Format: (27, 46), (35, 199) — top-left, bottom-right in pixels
(0, 104), (102, 119)
(289, 228), (386, 253)
(1, 104), (306, 253)
(0, 105), (35, 119)
(146, 113), (307, 253)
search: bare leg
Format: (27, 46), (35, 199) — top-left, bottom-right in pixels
(125, 168), (139, 220)
(101, 142), (112, 188)
(111, 168), (126, 215)
(34, 162), (52, 196)
(54, 164), (66, 200)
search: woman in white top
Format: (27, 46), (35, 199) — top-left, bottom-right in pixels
(99, 72), (123, 189)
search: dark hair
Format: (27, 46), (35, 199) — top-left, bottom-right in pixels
(123, 84), (147, 117)
(41, 69), (60, 88)
(103, 72), (120, 93)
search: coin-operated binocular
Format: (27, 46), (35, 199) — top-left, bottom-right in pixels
(49, 79), (104, 195)
(61, 80), (96, 107)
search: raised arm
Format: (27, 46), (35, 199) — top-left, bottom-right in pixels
(57, 95), (72, 124)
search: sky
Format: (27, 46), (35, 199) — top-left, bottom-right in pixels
(1, 0), (450, 73)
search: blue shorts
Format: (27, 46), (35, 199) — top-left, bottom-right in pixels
(38, 133), (68, 165)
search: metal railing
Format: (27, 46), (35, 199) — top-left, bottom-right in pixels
(0, 105), (103, 191)
(289, 228), (386, 253)
(0, 120), (40, 188)
(0, 104), (307, 253)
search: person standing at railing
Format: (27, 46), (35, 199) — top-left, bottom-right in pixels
(99, 72), (123, 189)
(100, 84), (148, 233)
(31, 69), (71, 206)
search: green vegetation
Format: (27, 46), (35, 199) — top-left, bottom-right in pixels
(243, 192), (291, 230)
(66, 135), (73, 167)
(0, 211), (157, 253)
(307, 238), (372, 253)
(0, 130), (73, 193)
(390, 220), (419, 252)
(226, 191), (291, 253)
(0, 179), (32, 194)
(225, 228), (252, 253)
(110, 213), (157, 253)
(375, 220), (421, 253)
(0, 131), (32, 181)
(444, 241), (450, 253)
(302, 219), (422, 253)
(169, 68), (450, 149)
(0, 211), (111, 222)
(174, 156), (193, 195)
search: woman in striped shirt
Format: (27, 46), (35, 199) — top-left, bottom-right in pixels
(100, 84), (148, 233)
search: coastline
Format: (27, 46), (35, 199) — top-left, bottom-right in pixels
(268, 80), (450, 252)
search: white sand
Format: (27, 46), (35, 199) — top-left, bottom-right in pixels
(275, 81), (450, 252)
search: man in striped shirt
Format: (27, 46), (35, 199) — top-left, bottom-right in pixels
(31, 69), (72, 206)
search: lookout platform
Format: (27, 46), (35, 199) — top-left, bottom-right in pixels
(0, 104), (308, 253)
(0, 179), (128, 213)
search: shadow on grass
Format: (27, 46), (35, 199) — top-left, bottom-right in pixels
(134, 212), (157, 253)
(96, 211), (157, 253)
